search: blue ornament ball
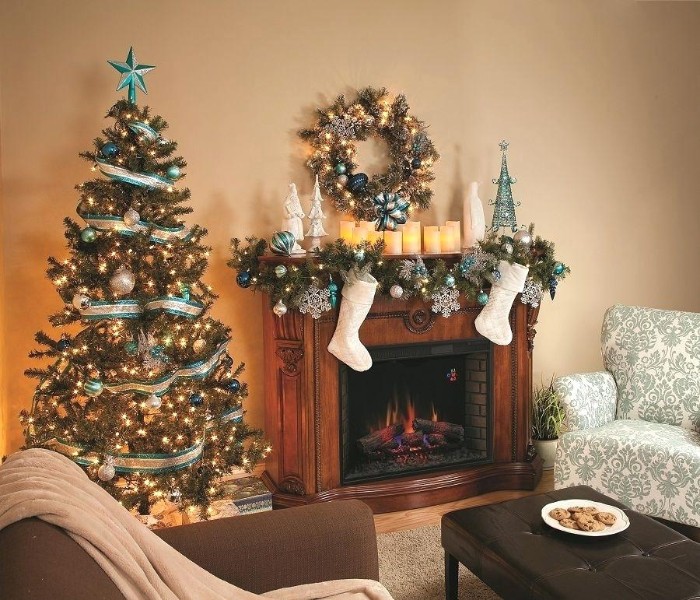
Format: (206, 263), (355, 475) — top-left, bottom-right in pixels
(444, 274), (456, 288)
(270, 231), (296, 256)
(347, 173), (368, 193)
(124, 340), (138, 355)
(236, 271), (251, 288)
(189, 393), (204, 407)
(166, 165), (181, 179)
(80, 227), (97, 243)
(274, 264), (287, 278)
(553, 262), (565, 275)
(411, 157), (422, 169)
(84, 377), (104, 397)
(334, 162), (347, 175)
(57, 337), (70, 351)
(477, 291), (489, 306)
(354, 248), (365, 262)
(227, 379), (241, 393)
(101, 142), (119, 159)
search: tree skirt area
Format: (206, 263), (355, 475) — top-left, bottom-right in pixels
(377, 526), (501, 600)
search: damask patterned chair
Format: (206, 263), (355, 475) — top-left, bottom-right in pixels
(554, 304), (700, 529)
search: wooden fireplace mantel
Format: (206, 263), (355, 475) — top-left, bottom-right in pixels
(261, 290), (542, 513)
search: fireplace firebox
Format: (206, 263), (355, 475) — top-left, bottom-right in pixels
(341, 341), (492, 484)
(259, 262), (542, 514)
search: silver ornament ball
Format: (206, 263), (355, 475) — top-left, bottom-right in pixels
(146, 393), (162, 410)
(513, 230), (532, 248)
(109, 267), (136, 295)
(273, 299), (288, 317)
(389, 284), (404, 299)
(97, 460), (116, 482)
(72, 293), (91, 310)
(193, 338), (206, 353)
(337, 174), (349, 185)
(123, 208), (140, 227)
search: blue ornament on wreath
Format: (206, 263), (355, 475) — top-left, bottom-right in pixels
(354, 248), (365, 262)
(189, 393), (204, 407)
(347, 173), (368, 193)
(553, 262), (565, 275)
(274, 264), (287, 278)
(57, 336), (70, 352)
(328, 280), (339, 308)
(166, 165), (181, 180)
(124, 340), (139, 356)
(373, 192), (409, 231)
(236, 271), (251, 288)
(459, 256), (476, 276)
(101, 142), (119, 159)
(334, 162), (347, 175)
(549, 277), (558, 300)
(477, 291), (489, 306)
(80, 227), (97, 243)
(227, 379), (241, 393)
(444, 274), (456, 288)
(411, 157), (422, 169)
(270, 231), (296, 256)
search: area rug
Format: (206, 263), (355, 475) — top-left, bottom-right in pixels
(377, 526), (501, 600)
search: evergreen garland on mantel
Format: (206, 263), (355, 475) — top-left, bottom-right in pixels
(229, 225), (569, 316)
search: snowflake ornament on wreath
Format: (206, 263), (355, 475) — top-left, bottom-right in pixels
(296, 284), (332, 320)
(299, 87), (439, 221)
(430, 287), (461, 318)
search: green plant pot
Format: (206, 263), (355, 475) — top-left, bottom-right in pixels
(533, 438), (559, 471)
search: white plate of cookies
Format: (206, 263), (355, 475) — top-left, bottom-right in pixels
(541, 499), (630, 536)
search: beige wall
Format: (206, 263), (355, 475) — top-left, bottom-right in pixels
(1, 0), (699, 457)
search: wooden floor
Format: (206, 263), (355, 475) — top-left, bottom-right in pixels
(374, 470), (554, 534)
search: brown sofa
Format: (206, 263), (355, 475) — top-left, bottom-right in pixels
(0, 499), (379, 599)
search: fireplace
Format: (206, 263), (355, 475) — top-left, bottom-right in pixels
(259, 273), (542, 513)
(341, 341), (492, 484)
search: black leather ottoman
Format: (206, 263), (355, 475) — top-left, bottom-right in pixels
(441, 485), (700, 600)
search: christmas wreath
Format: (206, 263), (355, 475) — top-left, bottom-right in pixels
(299, 87), (439, 222)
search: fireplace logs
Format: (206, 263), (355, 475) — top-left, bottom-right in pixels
(357, 420), (464, 459)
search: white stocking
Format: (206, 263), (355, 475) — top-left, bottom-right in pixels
(474, 260), (529, 345)
(328, 269), (377, 371)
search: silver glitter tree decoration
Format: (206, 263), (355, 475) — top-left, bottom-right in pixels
(490, 140), (520, 232)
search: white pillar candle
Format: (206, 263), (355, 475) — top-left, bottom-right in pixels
(424, 226), (441, 254)
(446, 221), (461, 252)
(383, 230), (403, 255)
(358, 220), (375, 231)
(402, 226), (421, 254)
(440, 226), (454, 255)
(367, 230), (384, 244)
(339, 221), (355, 242)
(352, 227), (368, 245)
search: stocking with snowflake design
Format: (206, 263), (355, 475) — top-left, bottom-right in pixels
(327, 267), (378, 371)
(474, 260), (528, 345)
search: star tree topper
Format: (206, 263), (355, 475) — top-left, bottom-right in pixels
(108, 47), (155, 104)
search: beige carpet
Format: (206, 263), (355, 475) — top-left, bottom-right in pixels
(377, 526), (501, 600)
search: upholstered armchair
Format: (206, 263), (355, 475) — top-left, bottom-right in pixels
(554, 304), (700, 528)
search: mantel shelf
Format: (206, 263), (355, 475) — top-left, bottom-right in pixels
(258, 251), (465, 264)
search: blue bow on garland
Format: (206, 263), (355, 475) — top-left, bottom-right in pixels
(373, 192), (410, 231)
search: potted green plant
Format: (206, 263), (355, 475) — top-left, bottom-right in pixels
(531, 377), (565, 470)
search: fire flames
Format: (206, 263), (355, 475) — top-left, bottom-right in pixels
(374, 395), (439, 433)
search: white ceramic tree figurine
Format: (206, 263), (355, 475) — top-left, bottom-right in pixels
(305, 176), (328, 251)
(282, 183), (306, 255)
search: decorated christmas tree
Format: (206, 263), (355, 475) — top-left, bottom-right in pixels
(20, 48), (268, 515)
(490, 140), (520, 232)
(305, 175), (328, 251)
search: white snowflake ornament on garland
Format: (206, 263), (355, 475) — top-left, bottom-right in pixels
(430, 286), (461, 318)
(520, 278), (544, 308)
(296, 284), (332, 319)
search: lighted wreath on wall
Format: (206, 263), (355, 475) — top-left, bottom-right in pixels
(299, 87), (440, 223)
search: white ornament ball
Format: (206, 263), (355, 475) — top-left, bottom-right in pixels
(98, 461), (116, 482)
(146, 393), (162, 410)
(193, 338), (206, 353)
(390, 284), (404, 299)
(513, 230), (532, 248)
(123, 208), (141, 227)
(72, 293), (91, 310)
(273, 299), (288, 317)
(503, 242), (514, 255)
(109, 267), (136, 295)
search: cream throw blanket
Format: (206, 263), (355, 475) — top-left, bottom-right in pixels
(0, 449), (393, 600)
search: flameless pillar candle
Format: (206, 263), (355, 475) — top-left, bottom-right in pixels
(367, 230), (384, 244)
(445, 221), (461, 252)
(358, 221), (375, 231)
(401, 221), (422, 254)
(339, 221), (355, 242)
(440, 226), (455, 254)
(424, 226), (441, 254)
(352, 226), (368, 245)
(383, 230), (403, 254)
